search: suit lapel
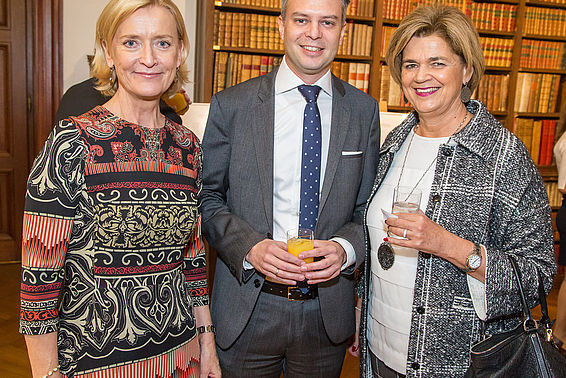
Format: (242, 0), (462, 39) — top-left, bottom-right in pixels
(251, 70), (277, 232)
(319, 76), (350, 214)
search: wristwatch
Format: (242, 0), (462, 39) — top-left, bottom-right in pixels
(462, 243), (482, 273)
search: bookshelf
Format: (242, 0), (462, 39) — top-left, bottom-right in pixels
(197, 0), (566, 148)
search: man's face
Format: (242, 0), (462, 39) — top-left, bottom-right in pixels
(278, 0), (346, 84)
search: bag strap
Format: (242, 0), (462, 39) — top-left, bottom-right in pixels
(507, 255), (536, 329)
(537, 268), (552, 330)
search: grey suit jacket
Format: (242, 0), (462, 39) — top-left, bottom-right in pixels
(201, 68), (380, 349)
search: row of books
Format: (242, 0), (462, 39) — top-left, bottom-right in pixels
(520, 39), (566, 70)
(215, 0), (375, 17)
(473, 74), (509, 113)
(346, 0), (375, 17)
(381, 26), (394, 58)
(524, 7), (566, 37)
(330, 62), (370, 93)
(338, 22), (373, 57)
(214, 11), (283, 51)
(213, 52), (282, 93)
(379, 65), (411, 107)
(470, 3), (517, 33)
(513, 118), (557, 166)
(513, 73), (561, 113)
(382, 0), (471, 21)
(545, 181), (562, 209)
(480, 37), (513, 68)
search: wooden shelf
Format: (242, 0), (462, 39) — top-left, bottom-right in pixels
(213, 45), (283, 55)
(516, 112), (561, 118)
(523, 34), (566, 42)
(526, 0), (566, 9)
(538, 165), (558, 180)
(477, 29), (516, 38)
(518, 68), (566, 74)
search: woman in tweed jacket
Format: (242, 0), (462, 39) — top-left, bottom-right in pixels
(352, 6), (556, 377)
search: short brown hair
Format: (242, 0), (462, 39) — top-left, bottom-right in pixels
(385, 5), (485, 93)
(91, 0), (189, 97)
(281, 0), (351, 23)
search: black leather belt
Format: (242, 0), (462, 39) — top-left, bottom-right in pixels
(261, 280), (318, 301)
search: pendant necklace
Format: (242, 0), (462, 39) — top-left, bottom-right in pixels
(378, 111), (469, 270)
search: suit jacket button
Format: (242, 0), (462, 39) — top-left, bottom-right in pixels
(417, 306), (425, 314)
(254, 279), (261, 288)
(442, 148), (453, 156)
(432, 194), (441, 202)
(411, 362), (420, 370)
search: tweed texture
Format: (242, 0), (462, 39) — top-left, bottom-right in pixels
(358, 100), (556, 377)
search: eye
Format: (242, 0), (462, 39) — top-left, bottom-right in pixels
(295, 18), (307, 24)
(123, 40), (138, 48)
(403, 63), (417, 70)
(432, 61), (445, 67)
(156, 40), (171, 48)
(322, 20), (336, 27)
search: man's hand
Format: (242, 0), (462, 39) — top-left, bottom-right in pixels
(245, 239), (306, 285)
(299, 240), (346, 284)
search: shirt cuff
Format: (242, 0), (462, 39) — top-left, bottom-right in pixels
(331, 237), (356, 271)
(243, 259), (254, 270)
(467, 244), (487, 320)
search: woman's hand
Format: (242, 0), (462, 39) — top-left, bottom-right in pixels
(385, 210), (485, 281)
(198, 332), (221, 378)
(348, 298), (362, 358)
(385, 209), (454, 258)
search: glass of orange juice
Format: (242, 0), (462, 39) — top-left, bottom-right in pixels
(286, 228), (314, 263)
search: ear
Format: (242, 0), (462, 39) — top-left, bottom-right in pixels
(278, 15), (285, 41)
(339, 21), (346, 46)
(102, 40), (114, 68)
(176, 40), (184, 68)
(463, 65), (473, 86)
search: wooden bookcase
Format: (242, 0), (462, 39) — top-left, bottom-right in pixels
(197, 0), (566, 159)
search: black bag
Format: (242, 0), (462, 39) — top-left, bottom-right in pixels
(465, 255), (566, 378)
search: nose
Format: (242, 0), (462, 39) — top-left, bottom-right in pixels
(140, 43), (156, 67)
(305, 22), (322, 40)
(414, 65), (430, 82)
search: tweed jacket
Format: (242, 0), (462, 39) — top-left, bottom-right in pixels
(358, 100), (556, 377)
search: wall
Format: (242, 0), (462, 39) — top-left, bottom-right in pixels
(63, 0), (197, 99)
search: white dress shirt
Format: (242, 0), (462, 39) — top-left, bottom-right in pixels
(244, 57), (355, 270)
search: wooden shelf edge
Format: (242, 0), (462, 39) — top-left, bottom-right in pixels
(515, 112), (561, 118)
(214, 2), (376, 21)
(518, 67), (566, 74)
(477, 29), (516, 38)
(538, 165), (558, 180)
(523, 34), (566, 42)
(526, 0), (566, 9)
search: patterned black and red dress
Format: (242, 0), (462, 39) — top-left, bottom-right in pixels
(20, 106), (208, 377)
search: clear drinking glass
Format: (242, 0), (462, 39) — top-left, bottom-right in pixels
(286, 228), (314, 263)
(389, 186), (421, 239)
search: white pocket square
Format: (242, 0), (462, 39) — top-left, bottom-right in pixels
(341, 150), (363, 156)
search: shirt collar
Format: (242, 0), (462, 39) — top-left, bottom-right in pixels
(275, 57), (333, 97)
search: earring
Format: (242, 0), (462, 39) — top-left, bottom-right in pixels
(109, 65), (116, 82)
(460, 83), (472, 103)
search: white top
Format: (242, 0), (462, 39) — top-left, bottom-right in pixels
(243, 58), (355, 270)
(554, 132), (566, 191)
(366, 130), (486, 374)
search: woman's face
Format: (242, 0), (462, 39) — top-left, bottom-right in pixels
(401, 34), (472, 119)
(104, 6), (182, 101)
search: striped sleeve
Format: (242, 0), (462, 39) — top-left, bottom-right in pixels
(183, 216), (209, 306)
(20, 120), (84, 335)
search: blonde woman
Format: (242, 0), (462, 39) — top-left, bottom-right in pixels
(20, 1), (220, 377)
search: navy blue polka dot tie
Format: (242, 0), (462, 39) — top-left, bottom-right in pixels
(297, 84), (322, 232)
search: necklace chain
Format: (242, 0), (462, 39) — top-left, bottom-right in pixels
(395, 111), (469, 201)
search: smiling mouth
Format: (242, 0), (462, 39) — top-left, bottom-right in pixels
(302, 45), (323, 52)
(415, 87), (439, 95)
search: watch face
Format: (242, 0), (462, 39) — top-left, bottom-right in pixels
(469, 254), (482, 269)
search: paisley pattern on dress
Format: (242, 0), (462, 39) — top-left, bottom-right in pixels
(20, 106), (207, 377)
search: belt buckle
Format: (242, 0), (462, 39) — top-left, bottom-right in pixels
(287, 286), (302, 301)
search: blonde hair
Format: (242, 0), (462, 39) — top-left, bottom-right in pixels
(91, 0), (189, 97)
(385, 5), (485, 93)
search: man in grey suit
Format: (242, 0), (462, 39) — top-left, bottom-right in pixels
(201, 0), (380, 376)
